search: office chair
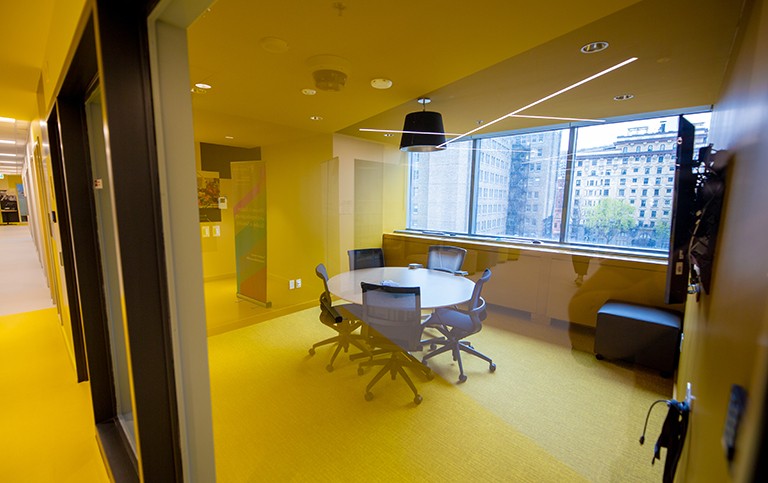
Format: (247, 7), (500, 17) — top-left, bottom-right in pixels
(422, 268), (495, 383)
(357, 283), (433, 404)
(309, 263), (368, 372)
(427, 245), (468, 275)
(348, 248), (385, 270)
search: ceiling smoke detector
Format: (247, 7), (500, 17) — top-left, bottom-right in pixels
(313, 69), (347, 91)
(307, 54), (350, 92)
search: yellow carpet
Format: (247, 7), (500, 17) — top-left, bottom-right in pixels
(207, 306), (672, 482)
(0, 309), (108, 483)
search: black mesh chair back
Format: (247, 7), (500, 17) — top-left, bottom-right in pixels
(466, 268), (492, 329)
(361, 283), (423, 352)
(309, 263), (367, 371)
(348, 248), (385, 270)
(316, 263), (332, 294)
(427, 245), (467, 274)
(358, 283), (433, 404)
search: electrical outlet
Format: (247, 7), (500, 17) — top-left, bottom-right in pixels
(289, 279), (295, 290)
(213, 225), (221, 237)
(296, 278), (302, 288)
(201, 226), (210, 238)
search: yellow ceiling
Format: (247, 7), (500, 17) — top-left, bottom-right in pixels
(0, 0), (55, 121)
(0, 0), (747, 158)
(187, 0), (744, 149)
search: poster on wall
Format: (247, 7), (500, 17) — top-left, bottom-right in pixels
(232, 161), (269, 306)
(197, 173), (221, 222)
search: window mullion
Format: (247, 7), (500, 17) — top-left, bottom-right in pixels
(559, 127), (578, 244)
(468, 138), (479, 234)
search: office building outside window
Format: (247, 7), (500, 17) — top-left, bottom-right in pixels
(565, 114), (709, 250)
(407, 111), (710, 255)
(408, 141), (472, 233)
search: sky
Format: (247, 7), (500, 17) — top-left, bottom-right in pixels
(574, 112), (711, 150)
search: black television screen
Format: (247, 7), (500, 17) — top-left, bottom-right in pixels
(665, 116), (696, 304)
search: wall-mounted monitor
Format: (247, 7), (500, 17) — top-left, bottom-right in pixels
(665, 116), (696, 304)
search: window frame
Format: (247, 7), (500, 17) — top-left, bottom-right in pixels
(404, 107), (711, 259)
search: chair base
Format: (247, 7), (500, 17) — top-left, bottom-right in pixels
(422, 338), (496, 383)
(309, 321), (369, 371)
(358, 350), (433, 404)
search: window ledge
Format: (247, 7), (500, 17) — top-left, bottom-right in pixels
(393, 230), (668, 266)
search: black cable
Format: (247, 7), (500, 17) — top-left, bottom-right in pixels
(640, 399), (671, 445)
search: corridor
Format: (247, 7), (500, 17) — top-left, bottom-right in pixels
(0, 225), (108, 482)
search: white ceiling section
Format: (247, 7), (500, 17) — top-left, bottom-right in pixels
(0, 119), (30, 175)
(186, 0), (744, 149)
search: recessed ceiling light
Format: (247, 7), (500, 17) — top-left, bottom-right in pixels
(310, 116), (323, 121)
(370, 78), (393, 89)
(259, 37), (289, 54)
(302, 88), (317, 96)
(613, 94), (635, 101)
(383, 133), (395, 137)
(225, 136), (234, 140)
(580, 41), (609, 54)
(195, 83), (212, 89)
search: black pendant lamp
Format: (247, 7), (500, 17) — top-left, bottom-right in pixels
(399, 98), (447, 152)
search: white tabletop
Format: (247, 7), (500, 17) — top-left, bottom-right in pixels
(327, 267), (475, 309)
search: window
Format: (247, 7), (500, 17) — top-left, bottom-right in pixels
(408, 140), (472, 232)
(408, 111), (711, 253)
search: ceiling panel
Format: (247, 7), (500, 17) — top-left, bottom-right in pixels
(187, 0), (743, 149)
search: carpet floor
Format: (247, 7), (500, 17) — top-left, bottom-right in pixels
(207, 303), (672, 482)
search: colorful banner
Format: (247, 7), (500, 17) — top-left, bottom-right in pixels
(232, 161), (269, 306)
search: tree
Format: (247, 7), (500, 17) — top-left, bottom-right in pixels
(584, 198), (636, 243)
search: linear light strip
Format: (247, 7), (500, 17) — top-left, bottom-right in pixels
(359, 128), (463, 136)
(507, 114), (605, 123)
(0, 140), (16, 144)
(0, 117), (16, 123)
(0, 153), (19, 157)
(439, 57), (638, 147)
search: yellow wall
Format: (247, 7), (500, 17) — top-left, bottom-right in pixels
(332, 134), (408, 271)
(0, 175), (22, 197)
(199, 174), (236, 280)
(195, 133), (408, 312)
(676, 0), (768, 480)
(261, 134), (334, 309)
(39, 0), (90, 116)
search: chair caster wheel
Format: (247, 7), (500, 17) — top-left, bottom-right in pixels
(414, 394), (423, 405)
(309, 348), (315, 356)
(458, 374), (467, 383)
(326, 364), (334, 372)
(421, 358), (429, 366)
(595, 353), (605, 360)
(357, 367), (365, 376)
(365, 392), (374, 401)
(430, 343), (437, 350)
(489, 362), (496, 372)
(426, 370), (434, 381)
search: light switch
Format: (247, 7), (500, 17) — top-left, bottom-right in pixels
(213, 225), (221, 237)
(202, 226), (210, 238)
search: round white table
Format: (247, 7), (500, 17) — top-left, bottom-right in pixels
(327, 267), (475, 309)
